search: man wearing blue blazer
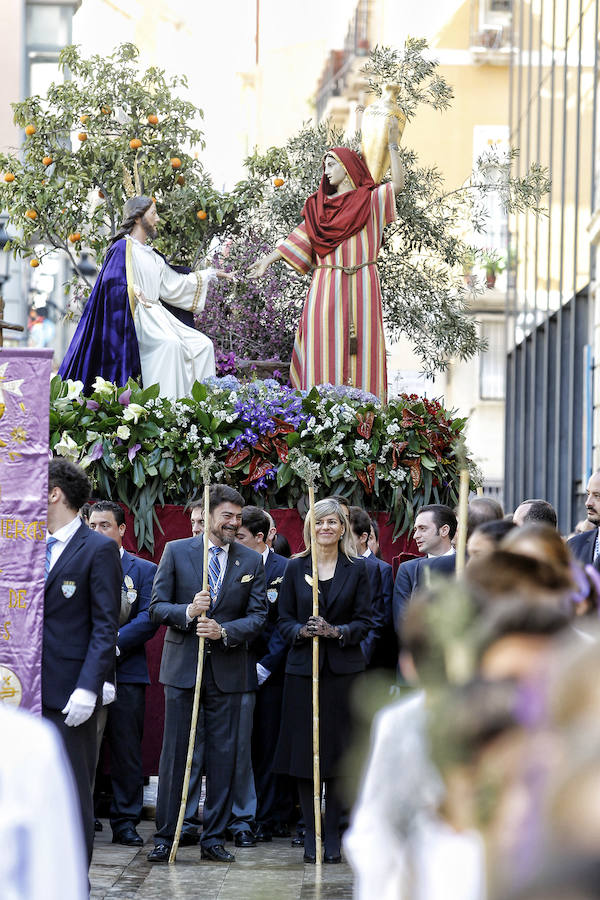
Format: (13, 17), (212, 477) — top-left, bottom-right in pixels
(392, 505), (457, 631)
(148, 484), (268, 863)
(365, 520), (397, 670)
(89, 501), (158, 847)
(568, 471), (600, 564)
(43, 460), (121, 867)
(236, 506), (291, 842)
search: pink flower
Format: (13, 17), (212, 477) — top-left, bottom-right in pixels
(118, 387), (132, 406)
(86, 399), (100, 410)
(128, 443), (141, 462)
(90, 441), (103, 461)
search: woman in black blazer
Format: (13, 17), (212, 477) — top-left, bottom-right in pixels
(273, 497), (372, 863)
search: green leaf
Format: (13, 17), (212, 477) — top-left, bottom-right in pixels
(159, 457), (174, 480)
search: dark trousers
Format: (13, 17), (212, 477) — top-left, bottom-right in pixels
(155, 658), (242, 848)
(297, 777), (344, 859)
(253, 680), (295, 826)
(105, 682), (146, 833)
(43, 704), (98, 867)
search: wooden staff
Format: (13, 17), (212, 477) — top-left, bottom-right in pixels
(169, 482), (210, 864)
(454, 468), (470, 577)
(308, 484), (322, 867)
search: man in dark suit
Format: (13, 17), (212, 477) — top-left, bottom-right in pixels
(366, 519), (397, 670)
(236, 505), (291, 842)
(88, 501), (158, 846)
(348, 507), (387, 667)
(43, 459), (121, 866)
(148, 484), (267, 863)
(568, 471), (600, 563)
(392, 504), (457, 631)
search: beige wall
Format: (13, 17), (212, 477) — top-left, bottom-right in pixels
(0, 0), (24, 153)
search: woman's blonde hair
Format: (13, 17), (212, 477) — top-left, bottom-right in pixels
(297, 498), (357, 560)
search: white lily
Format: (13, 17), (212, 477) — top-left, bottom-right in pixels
(122, 402), (146, 424)
(116, 424), (131, 440)
(65, 379), (84, 400)
(92, 376), (115, 397)
(54, 431), (80, 461)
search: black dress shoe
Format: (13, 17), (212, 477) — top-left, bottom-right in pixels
(179, 832), (200, 846)
(254, 824), (272, 842)
(112, 826), (143, 846)
(303, 852), (316, 864)
(234, 830), (256, 847)
(94, 819), (103, 832)
(201, 844), (235, 862)
(147, 843), (170, 862)
(291, 835), (304, 847)
(271, 823), (290, 838)
(324, 853), (342, 864)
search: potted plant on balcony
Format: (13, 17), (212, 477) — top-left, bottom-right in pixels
(482, 250), (505, 289)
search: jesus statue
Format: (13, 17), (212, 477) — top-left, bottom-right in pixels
(59, 196), (232, 400)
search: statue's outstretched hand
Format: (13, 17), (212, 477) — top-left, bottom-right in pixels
(248, 258), (269, 279)
(213, 269), (235, 281)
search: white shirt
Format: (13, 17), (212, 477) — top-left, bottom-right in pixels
(427, 547), (455, 559)
(46, 516), (83, 572)
(262, 547), (270, 566)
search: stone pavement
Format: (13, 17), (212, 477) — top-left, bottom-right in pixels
(90, 820), (354, 899)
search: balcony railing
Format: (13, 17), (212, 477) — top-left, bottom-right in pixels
(315, 0), (370, 122)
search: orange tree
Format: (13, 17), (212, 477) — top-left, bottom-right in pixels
(0, 43), (257, 285)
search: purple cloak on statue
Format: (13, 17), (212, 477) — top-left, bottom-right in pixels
(59, 238), (195, 395)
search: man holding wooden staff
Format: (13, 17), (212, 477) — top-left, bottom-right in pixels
(147, 484), (267, 863)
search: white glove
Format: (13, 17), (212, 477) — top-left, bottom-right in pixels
(102, 682), (116, 706)
(256, 663), (271, 686)
(62, 688), (97, 727)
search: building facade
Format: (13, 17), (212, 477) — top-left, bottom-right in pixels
(505, 0), (599, 532)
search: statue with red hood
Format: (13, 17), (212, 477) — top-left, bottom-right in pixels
(250, 121), (404, 403)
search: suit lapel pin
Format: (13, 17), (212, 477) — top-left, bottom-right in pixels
(235, 559), (240, 566)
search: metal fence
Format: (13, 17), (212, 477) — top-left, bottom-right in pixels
(504, 0), (599, 532)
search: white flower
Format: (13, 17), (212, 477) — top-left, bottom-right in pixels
(92, 376), (115, 397)
(54, 431), (79, 461)
(386, 422), (401, 436)
(353, 439), (370, 456)
(65, 379), (84, 400)
(122, 403), (146, 424)
(116, 424), (130, 440)
(307, 416), (316, 430)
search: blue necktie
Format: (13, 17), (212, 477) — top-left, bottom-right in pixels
(208, 546), (223, 606)
(45, 536), (58, 581)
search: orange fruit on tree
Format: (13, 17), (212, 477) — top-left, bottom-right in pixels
(78, 132), (87, 142)
(68, 232), (81, 243)
(196, 210), (207, 220)
(4, 173), (15, 183)
(42, 156), (53, 166)
(98, 189), (105, 199)
(147, 114), (158, 125)
(25, 124), (36, 136)
(130, 138), (142, 150)
(177, 175), (185, 185)
(273, 177), (284, 187)
(30, 259), (40, 268)
(80, 115), (89, 124)
(25, 209), (38, 220)
(170, 157), (182, 169)
(101, 106), (111, 115)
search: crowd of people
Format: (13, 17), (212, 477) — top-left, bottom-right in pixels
(6, 459), (600, 900)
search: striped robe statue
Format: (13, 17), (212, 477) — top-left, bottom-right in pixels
(277, 182), (396, 403)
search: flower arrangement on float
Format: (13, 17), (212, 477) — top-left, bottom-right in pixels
(50, 375), (474, 552)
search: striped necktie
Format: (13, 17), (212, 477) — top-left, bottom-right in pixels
(208, 545), (223, 606)
(45, 536), (58, 581)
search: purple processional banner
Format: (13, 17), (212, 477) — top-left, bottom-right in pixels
(0, 348), (53, 714)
